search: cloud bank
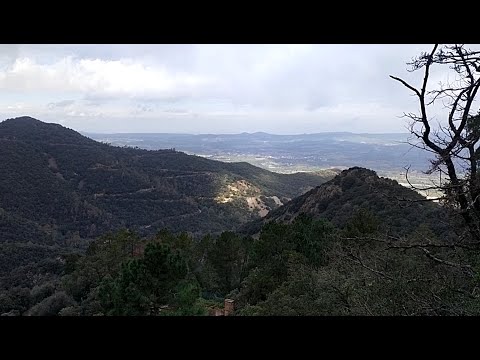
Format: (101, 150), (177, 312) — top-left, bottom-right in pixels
(0, 44), (476, 134)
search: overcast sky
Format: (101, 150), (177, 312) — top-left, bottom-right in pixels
(1, 44), (477, 134)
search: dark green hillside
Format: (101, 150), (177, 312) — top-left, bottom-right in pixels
(0, 154), (472, 316)
(0, 116), (333, 246)
(7, 212), (473, 316)
(241, 167), (453, 238)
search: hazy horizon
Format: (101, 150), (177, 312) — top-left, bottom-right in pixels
(1, 115), (411, 136)
(82, 129), (411, 136)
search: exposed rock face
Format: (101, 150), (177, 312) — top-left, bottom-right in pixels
(216, 180), (287, 217)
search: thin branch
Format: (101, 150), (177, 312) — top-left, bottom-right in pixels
(389, 76), (421, 97)
(344, 251), (394, 281)
(421, 247), (474, 275)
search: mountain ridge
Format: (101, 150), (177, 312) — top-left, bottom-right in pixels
(0, 116), (335, 245)
(240, 166), (452, 238)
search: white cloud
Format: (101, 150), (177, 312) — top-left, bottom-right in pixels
(0, 56), (215, 99)
(1, 44), (479, 133)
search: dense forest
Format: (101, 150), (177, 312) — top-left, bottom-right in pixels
(0, 117), (335, 315)
(1, 114), (479, 316)
(2, 163), (478, 316)
(2, 44), (480, 316)
(0, 117), (334, 244)
(2, 206), (478, 316)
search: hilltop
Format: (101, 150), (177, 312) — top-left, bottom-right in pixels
(0, 117), (335, 246)
(241, 167), (453, 237)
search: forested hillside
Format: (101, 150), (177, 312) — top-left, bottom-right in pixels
(241, 167), (454, 238)
(3, 165), (476, 316)
(0, 116), (334, 246)
(0, 116), (334, 314)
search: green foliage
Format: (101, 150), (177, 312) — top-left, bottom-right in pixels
(0, 287), (31, 315)
(342, 208), (379, 238)
(61, 229), (142, 306)
(1, 118), (478, 317)
(3, 210), (478, 316)
(234, 210), (480, 316)
(63, 253), (82, 275)
(25, 291), (75, 316)
(251, 167), (454, 240)
(30, 282), (57, 305)
(0, 116), (331, 249)
(0, 117), (333, 312)
(237, 215), (336, 306)
(195, 232), (252, 296)
(169, 280), (206, 316)
(99, 242), (195, 315)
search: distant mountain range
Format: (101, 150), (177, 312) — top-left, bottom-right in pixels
(85, 131), (432, 174)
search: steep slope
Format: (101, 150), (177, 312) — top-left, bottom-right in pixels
(0, 117), (334, 245)
(241, 167), (453, 237)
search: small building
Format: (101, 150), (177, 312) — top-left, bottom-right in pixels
(224, 299), (235, 316)
(207, 298), (235, 316)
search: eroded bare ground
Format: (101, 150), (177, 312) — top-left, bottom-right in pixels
(215, 180), (285, 217)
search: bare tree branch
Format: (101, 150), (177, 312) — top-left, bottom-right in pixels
(421, 247), (474, 275)
(391, 44), (480, 240)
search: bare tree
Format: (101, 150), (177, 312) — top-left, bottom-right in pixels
(390, 44), (480, 241)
